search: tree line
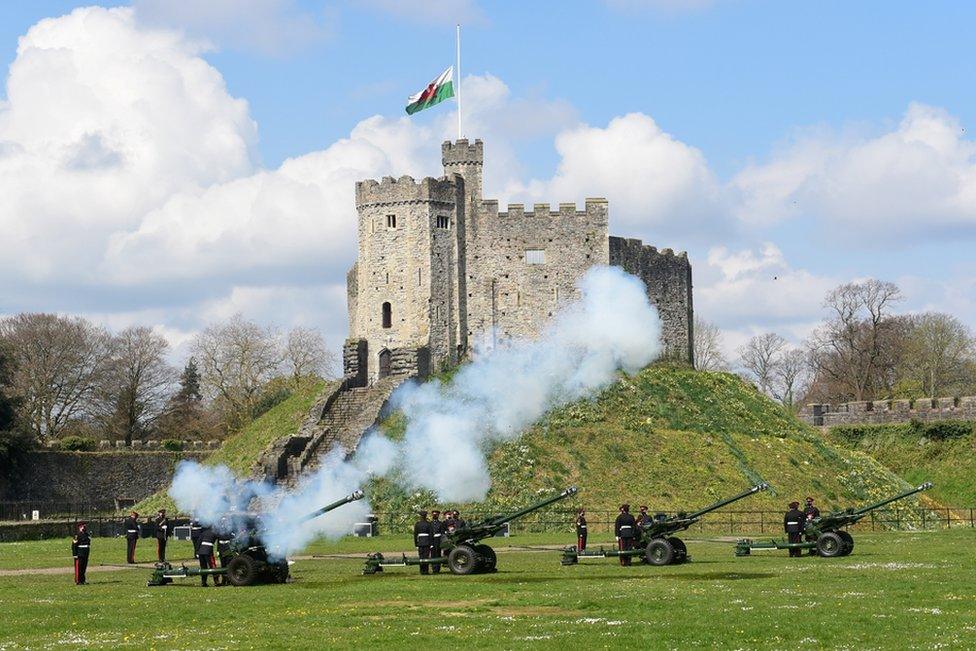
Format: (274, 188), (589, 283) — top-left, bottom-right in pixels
(0, 313), (338, 457)
(694, 279), (976, 408)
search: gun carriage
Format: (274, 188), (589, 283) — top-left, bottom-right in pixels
(561, 483), (769, 566)
(734, 482), (933, 558)
(147, 490), (365, 587)
(363, 487), (578, 575)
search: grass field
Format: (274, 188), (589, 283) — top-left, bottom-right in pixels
(1, 530), (973, 649)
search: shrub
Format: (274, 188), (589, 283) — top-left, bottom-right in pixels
(924, 420), (973, 440)
(161, 439), (184, 451)
(52, 436), (96, 451)
(251, 385), (292, 419)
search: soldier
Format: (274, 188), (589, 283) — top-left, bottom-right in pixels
(154, 509), (169, 562)
(414, 510), (432, 575)
(784, 501), (805, 557)
(453, 510), (466, 530)
(575, 508), (588, 552)
(614, 504), (637, 566)
(71, 522), (91, 585)
(637, 505), (652, 527)
(429, 510), (444, 574)
(190, 519), (203, 559)
(443, 509), (455, 533)
(123, 510), (139, 564)
(803, 496), (821, 554)
(197, 526), (217, 586)
(215, 525), (234, 587)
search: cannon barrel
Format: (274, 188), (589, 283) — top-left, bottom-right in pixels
(685, 482), (769, 520)
(850, 482), (933, 517)
(477, 487), (578, 527)
(298, 489), (365, 523)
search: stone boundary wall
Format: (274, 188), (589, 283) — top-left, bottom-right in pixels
(0, 450), (208, 504)
(801, 397), (976, 426)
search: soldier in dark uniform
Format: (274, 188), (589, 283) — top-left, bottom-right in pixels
(453, 510), (466, 530)
(190, 519), (203, 559)
(197, 526), (217, 586)
(414, 511), (432, 575)
(123, 511), (139, 564)
(575, 508), (588, 551)
(71, 522), (91, 585)
(637, 505), (652, 527)
(429, 510), (444, 574)
(803, 497), (821, 554)
(216, 527), (234, 587)
(784, 501), (805, 557)
(154, 509), (169, 562)
(614, 504), (637, 566)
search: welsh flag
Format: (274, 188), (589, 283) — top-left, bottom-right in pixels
(405, 66), (455, 115)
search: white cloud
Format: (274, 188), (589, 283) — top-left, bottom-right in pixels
(0, 6), (256, 282)
(132, 0), (331, 55)
(503, 113), (727, 243)
(733, 103), (976, 238)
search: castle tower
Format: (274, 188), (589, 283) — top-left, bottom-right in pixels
(347, 175), (463, 382)
(441, 139), (483, 205)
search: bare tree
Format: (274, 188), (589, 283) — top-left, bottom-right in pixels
(192, 315), (282, 427)
(807, 280), (903, 401)
(98, 327), (176, 444)
(899, 312), (975, 397)
(0, 313), (111, 439)
(693, 318), (727, 371)
(738, 333), (787, 395)
(772, 348), (809, 409)
(285, 327), (339, 384)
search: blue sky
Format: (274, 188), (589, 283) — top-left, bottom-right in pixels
(1, 0), (974, 360)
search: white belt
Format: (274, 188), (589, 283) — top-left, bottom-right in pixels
(417, 533), (429, 538)
(218, 540), (230, 544)
(619, 526), (632, 530)
(579, 525), (587, 529)
(201, 541), (213, 547)
(127, 529), (137, 533)
(77, 545), (89, 548)
(787, 521), (799, 525)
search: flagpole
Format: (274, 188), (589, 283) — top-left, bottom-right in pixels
(456, 24), (462, 140)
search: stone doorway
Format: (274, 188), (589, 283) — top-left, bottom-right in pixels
(378, 349), (391, 379)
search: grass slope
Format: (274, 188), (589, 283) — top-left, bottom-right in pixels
(370, 366), (924, 518)
(133, 379), (330, 514)
(1, 531), (974, 649)
(827, 422), (976, 506)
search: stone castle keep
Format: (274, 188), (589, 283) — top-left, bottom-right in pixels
(343, 139), (694, 382)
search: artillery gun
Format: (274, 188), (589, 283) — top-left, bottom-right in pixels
(363, 487), (578, 575)
(735, 482), (933, 558)
(562, 483), (769, 566)
(148, 489), (365, 587)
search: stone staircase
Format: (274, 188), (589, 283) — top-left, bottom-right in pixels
(253, 376), (407, 485)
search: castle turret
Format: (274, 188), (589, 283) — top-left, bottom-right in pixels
(442, 139), (483, 204)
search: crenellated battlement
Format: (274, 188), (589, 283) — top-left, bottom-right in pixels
(480, 197), (609, 222)
(802, 396), (976, 427)
(356, 174), (458, 207)
(441, 138), (484, 166)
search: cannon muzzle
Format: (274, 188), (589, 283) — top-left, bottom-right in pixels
(299, 489), (365, 523)
(850, 481), (933, 517)
(685, 482), (770, 520)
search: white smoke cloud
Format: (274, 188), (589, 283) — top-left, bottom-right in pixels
(169, 265), (660, 552)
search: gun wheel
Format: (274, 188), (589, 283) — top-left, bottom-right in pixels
(448, 545), (478, 575)
(816, 532), (845, 558)
(473, 544), (497, 572)
(666, 537), (688, 563)
(645, 538), (675, 566)
(837, 531), (854, 556)
(227, 555), (259, 586)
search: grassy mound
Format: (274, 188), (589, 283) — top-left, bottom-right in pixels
(368, 366), (921, 518)
(133, 379), (330, 514)
(826, 421), (976, 506)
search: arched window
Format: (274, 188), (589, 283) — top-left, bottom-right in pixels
(382, 302), (392, 328)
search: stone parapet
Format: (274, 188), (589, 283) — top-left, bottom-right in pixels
(801, 396), (976, 426)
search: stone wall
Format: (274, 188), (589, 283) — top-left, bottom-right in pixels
(609, 236), (694, 364)
(0, 450), (208, 504)
(801, 397), (976, 426)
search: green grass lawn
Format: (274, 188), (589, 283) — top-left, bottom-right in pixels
(1, 530), (973, 649)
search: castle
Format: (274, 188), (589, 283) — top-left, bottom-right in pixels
(342, 139), (694, 383)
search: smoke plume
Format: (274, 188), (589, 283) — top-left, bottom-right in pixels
(168, 265), (660, 555)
